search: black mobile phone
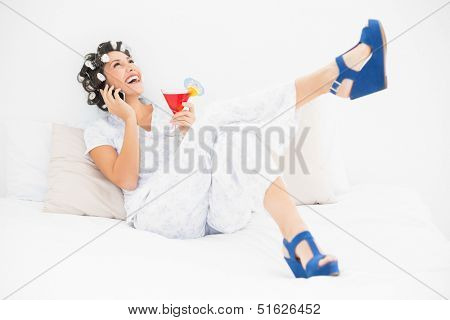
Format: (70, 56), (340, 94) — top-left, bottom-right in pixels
(117, 90), (125, 101)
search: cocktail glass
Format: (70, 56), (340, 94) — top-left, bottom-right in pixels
(161, 78), (204, 136)
(161, 89), (191, 136)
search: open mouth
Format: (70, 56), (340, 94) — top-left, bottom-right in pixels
(125, 75), (140, 85)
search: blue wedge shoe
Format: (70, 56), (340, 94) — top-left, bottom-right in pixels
(283, 230), (340, 278)
(330, 19), (387, 100)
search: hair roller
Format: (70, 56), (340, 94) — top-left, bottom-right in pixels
(78, 40), (133, 111)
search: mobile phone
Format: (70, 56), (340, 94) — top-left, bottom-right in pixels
(117, 90), (125, 101)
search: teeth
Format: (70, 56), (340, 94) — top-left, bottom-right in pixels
(126, 75), (139, 84)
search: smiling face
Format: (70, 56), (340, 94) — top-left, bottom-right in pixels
(103, 51), (143, 96)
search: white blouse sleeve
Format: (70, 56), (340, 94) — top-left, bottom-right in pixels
(83, 120), (116, 156)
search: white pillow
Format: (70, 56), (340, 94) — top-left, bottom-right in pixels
(4, 119), (53, 201)
(272, 96), (350, 205)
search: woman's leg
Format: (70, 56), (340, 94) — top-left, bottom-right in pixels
(132, 168), (212, 239)
(197, 43), (372, 138)
(204, 44), (372, 263)
(294, 43), (372, 108)
(258, 44), (372, 265)
(263, 177), (336, 268)
(206, 129), (265, 233)
(132, 132), (214, 239)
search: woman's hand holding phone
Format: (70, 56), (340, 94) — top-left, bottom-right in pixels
(100, 84), (136, 122)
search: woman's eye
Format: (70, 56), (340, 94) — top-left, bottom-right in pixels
(112, 60), (133, 68)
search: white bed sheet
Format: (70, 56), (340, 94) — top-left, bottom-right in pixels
(1, 184), (449, 299)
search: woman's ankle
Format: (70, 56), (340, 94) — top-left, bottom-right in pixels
(343, 43), (372, 72)
(283, 225), (309, 242)
(322, 63), (340, 94)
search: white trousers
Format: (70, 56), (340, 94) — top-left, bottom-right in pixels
(132, 80), (298, 239)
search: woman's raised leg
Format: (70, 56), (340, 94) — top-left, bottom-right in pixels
(196, 42), (372, 136)
(203, 40), (372, 238)
(259, 44), (372, 270)
(294, 43), (372, 108)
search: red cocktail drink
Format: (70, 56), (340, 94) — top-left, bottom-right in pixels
(161, 79), (204, 136)
(162, 90), (190, 114)
(161, 89), (192, 136)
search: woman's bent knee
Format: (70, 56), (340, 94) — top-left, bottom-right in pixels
(133, 211), (206, 239)
(206, 208), (252, 234)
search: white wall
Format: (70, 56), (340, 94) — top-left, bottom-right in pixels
(1, 0), (449, 237)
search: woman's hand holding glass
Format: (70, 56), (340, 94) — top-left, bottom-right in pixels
(171, 102), (196, 136)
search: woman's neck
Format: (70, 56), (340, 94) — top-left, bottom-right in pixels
(126, 94), (153, 130)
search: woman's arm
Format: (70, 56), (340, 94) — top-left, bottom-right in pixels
(89, 114), (139, 191)
(89, 85), (140, 190)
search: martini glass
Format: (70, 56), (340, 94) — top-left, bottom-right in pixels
(161, 89), (191, 136)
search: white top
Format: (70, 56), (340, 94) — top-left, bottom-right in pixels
(83, 96), (181, 222)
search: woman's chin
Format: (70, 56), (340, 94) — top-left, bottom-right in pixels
(124, 83), (144, 95)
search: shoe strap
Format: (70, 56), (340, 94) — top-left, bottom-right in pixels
(306, 252), (326, 273)
(330, 55), (360, 95)
(283, 230), (320, 259)
(330, 24), (372, 95)
(360, 26), (372, 47)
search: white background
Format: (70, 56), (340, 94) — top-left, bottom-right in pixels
(0, 0), (449, 238)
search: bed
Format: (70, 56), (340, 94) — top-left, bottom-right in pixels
(1, 183), (449, 300)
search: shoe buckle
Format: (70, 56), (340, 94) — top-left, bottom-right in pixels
(330, 80), (342, 93)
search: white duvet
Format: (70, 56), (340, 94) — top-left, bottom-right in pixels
(1, 184), (449, 299)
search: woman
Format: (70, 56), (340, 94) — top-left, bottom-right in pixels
(78, 19), (387, 279)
